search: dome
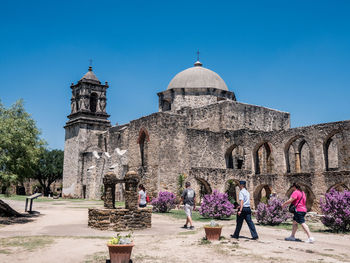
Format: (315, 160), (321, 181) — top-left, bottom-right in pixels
(167, 61), (228, 91)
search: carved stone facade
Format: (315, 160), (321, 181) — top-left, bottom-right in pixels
(63, 61), (350, 212)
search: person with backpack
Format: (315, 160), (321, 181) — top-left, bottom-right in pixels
(138, 184), (147, 208)
(282, 182), (315, 243)
(181, 181), (196, 230)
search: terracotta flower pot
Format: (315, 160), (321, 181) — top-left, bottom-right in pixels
(204, 226), (222, 241)
(107, 243), (134, 263)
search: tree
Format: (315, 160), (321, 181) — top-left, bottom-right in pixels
(33, 148), (64, 196)
(0, 99), (44, 216)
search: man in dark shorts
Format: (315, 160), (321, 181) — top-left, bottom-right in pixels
(181, 182), (196, 230)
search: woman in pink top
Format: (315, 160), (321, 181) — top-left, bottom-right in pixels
(282, 183), (315, 243)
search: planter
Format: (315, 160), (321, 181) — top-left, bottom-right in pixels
(204, 226), (222, 241)
(107, 243), (134, 263)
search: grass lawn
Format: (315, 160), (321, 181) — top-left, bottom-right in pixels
(154, 209), (236, 222)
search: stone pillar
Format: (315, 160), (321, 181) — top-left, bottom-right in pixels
(295, 152), (301, 173)
(124, 171), (140, 210)
(103, 172), (117, 209)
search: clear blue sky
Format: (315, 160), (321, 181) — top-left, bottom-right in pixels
(1, 1), (350, 150)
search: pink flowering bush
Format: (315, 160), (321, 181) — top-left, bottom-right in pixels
(199, 190), (234, 219)
(151, 191), (176, 213)
(256, 197), (290, 225)
(320, 189), (350, 232)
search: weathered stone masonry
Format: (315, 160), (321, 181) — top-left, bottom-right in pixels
(88, 171), (152, 231)
(63, 61), (350, 213)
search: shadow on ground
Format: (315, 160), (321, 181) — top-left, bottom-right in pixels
(0, 212), (40, 225)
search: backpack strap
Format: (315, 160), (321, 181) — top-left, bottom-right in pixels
(295, 191), (303, 210)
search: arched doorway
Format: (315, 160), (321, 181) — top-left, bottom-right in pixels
(327, 183), (348, 193)
(225, 179), (240, 204)
(253, 184), (272, 208)
(286, 184), (315, 211)
(195, 178), (212, 203)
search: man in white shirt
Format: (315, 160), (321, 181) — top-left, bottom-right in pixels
(231, 181), (259, 240)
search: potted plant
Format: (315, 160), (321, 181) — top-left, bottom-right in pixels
(107, 233), (134, 263)
(204, 220), (222, 240)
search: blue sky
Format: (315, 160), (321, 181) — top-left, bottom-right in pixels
(1, 1), (350, 150)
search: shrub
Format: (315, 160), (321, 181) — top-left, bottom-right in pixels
(320, 189), (350, 232)
(199, 190), (234, 219)
(151, 191), (176, 212)
(256, 197), (290, 225)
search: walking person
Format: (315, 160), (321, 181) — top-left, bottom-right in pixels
(231, 181), (259, 240)
(282, 183), (315, 243)
(181, 182), (196, 230)
(138, 184), (147, 208)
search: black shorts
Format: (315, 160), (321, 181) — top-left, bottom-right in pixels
(293, 211), (306, 224)
(139, 203), (147, 208)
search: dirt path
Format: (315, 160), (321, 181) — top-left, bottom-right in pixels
(0, 199), (349, 263)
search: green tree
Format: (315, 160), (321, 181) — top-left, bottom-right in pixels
(33, 148), (64, 196)
(0, 99), (44, 216)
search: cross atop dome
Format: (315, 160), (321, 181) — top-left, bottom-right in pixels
(194, 50), (202, 67)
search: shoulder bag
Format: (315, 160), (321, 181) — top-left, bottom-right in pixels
(288, 191), (303, 213)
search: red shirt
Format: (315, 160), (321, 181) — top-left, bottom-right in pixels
(291, 190), (307, 212)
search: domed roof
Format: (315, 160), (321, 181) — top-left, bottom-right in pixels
(167, 61), (228, 91)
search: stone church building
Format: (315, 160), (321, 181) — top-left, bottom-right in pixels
(63, 61), (350, 211)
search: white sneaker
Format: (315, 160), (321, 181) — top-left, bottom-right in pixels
(306, 237), (315, 243)
(285, 236), (296, 241)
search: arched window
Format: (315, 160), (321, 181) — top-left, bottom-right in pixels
(225, 145), (244, 169)
(90, 93), (98, 112)
(162, 100), (171, 111)
(286, 137), (311, 173)
(299, 140), (311, 172)
(255, 142), (272, 174)
(253, 184), (272, 208)
(325, 133), (340, 171)
(138, 128), (149, 167)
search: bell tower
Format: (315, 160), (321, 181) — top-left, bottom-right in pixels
(67, 66), (110, 126)
(63, 66), (111, 198)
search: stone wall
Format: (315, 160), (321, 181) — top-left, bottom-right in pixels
(88, 207), (152, 231)
(63, 123), (107, 198)
(185, 100), (290, 133)
(158, 87), (236, 112)
(125, 112), (190, 194)
(88, 171), (152, 231)
(185, 120), (350, 211)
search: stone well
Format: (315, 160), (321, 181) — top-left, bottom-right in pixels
(88, 171), (152, 231)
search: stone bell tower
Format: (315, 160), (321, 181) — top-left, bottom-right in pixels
(63, 66), (111, 198)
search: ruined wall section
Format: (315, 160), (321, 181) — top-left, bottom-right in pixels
(185, 101), (290, 132)
(187, 129), (257, 170)
(126, 112), (189, 196)
(186, 120), (350, 211)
